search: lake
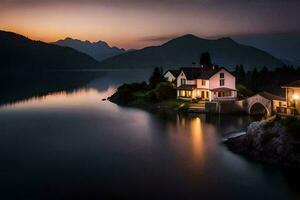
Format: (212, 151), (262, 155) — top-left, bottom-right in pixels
(0, 70), (299, 200)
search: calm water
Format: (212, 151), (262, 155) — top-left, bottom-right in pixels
(0, 71), (299, 200)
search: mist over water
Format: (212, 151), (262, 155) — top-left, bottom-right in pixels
(0, 70), (299, 199)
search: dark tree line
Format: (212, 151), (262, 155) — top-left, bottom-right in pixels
(234, 65), (300, 96)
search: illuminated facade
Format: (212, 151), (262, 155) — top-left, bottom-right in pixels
(164, 66), (237, 102)
(281, 80), (300, 115)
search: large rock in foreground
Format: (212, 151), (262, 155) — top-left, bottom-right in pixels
(225, 117), (300, 166)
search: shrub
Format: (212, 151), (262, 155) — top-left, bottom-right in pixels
(109, 82), (147, 104)
(154, 82), (176, 101)
(144, 90), (158, 102)
(237, 84), (253, 98)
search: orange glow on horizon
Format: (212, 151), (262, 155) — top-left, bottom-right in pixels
(1, 0), (297, 49)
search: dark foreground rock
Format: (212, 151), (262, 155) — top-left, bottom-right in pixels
(224, 117), (300, 166)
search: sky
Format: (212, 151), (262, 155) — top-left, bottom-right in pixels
(0, 0), (300, 49)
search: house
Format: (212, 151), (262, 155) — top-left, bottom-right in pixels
(163, 70), (180, 82)
(164, 65), (237, 101)
(280, 80), (300, 115)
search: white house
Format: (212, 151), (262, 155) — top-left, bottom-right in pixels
(163, 70), (180, 82)
(164, 66), (237, 101)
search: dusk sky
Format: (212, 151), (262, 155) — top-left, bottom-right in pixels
(1, 0), (299, 49)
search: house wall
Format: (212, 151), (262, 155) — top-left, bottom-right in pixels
(209, 69), (236, 100)
(194, 89), (210, 100)
(272, 100), (286, 112)
(176, 71), (196, 87)
(209, 69), (236, 90)
(187, 80), (196, 85)
(164, 72), (176, 82)
(287, 88), (300, 113)
(177, 71), (187, 87)
(196, 79), (209, 89)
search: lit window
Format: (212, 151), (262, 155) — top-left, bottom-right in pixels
(180, 90), (185, 96)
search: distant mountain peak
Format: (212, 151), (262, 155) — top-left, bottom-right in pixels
(0, 30), (98, 70)
(171, 34), (201, 42)
(53, 37), (125, 61)
(180, 34), (199, 39)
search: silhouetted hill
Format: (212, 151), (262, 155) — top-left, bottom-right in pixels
(99, 34), (284, 70)
(53, 37), (125, 61)
(294, 59), (300, 67)
(234, 33), (300, 61)
(0, 30), (98, 71)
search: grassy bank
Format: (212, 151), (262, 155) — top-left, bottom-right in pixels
(108, 81), (190, 112)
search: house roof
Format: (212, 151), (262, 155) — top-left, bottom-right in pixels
(179, 66), (232, 80)
(282, 80), (300, 88)
(164, 69), (180, 78)
(258, 91), (285, 101)
(210, 87), (237, 92)
(177, 85), (196, 90)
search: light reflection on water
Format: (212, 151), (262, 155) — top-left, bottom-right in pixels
(0, 76), (299, 199)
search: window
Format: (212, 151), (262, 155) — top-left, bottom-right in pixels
(218, 91), (232, 97)
(181, 78), (186, 85)
(180, 90), (192, 97)
(202, 80), (206, 86)
(201, 91), (205, 98)
(206, 91), (209, 98)
(220, 79), (225, 86)
(220, 73), (225, 86)
(180, 90), (185, 97)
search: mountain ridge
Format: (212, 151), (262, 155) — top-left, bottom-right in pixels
(53, 37), (125, 61)
(0, 30), (98, 70)
(99, 34), (284, 70)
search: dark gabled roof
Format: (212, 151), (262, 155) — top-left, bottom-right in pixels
(164, 69), (180, 77)
(282, 80), (300, 88)
(179, 66), (232, 80)
(179, 67), (203, 80)
(258, 91), (285, 101)
(177, 85), (196, 90)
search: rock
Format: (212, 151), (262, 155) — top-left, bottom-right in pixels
(102, 98), (106, 101)
(224, 117), (300, 166)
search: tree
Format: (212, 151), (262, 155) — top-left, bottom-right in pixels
(149, 67), (164, 89)
(251, 67), (259, 92)
(200, 52), (212, 66)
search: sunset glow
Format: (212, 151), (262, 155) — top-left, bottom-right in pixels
(1, 0), (299, 48)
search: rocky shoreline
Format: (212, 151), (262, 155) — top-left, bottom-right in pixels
(224, 116), (300, 167)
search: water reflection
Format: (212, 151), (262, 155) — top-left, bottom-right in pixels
(0, 71), (299, 199)
(1, 87), (116, 110)
(190, 117), (204, 161)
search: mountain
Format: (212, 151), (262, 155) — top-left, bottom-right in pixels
(53, 37), (125, 61)
(234, 33), (300, 62)
(0, 30), (98, 70)
(99, 34), (284, 71)
(294, 59), (300, 67)
(281, 58), (300, 67)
